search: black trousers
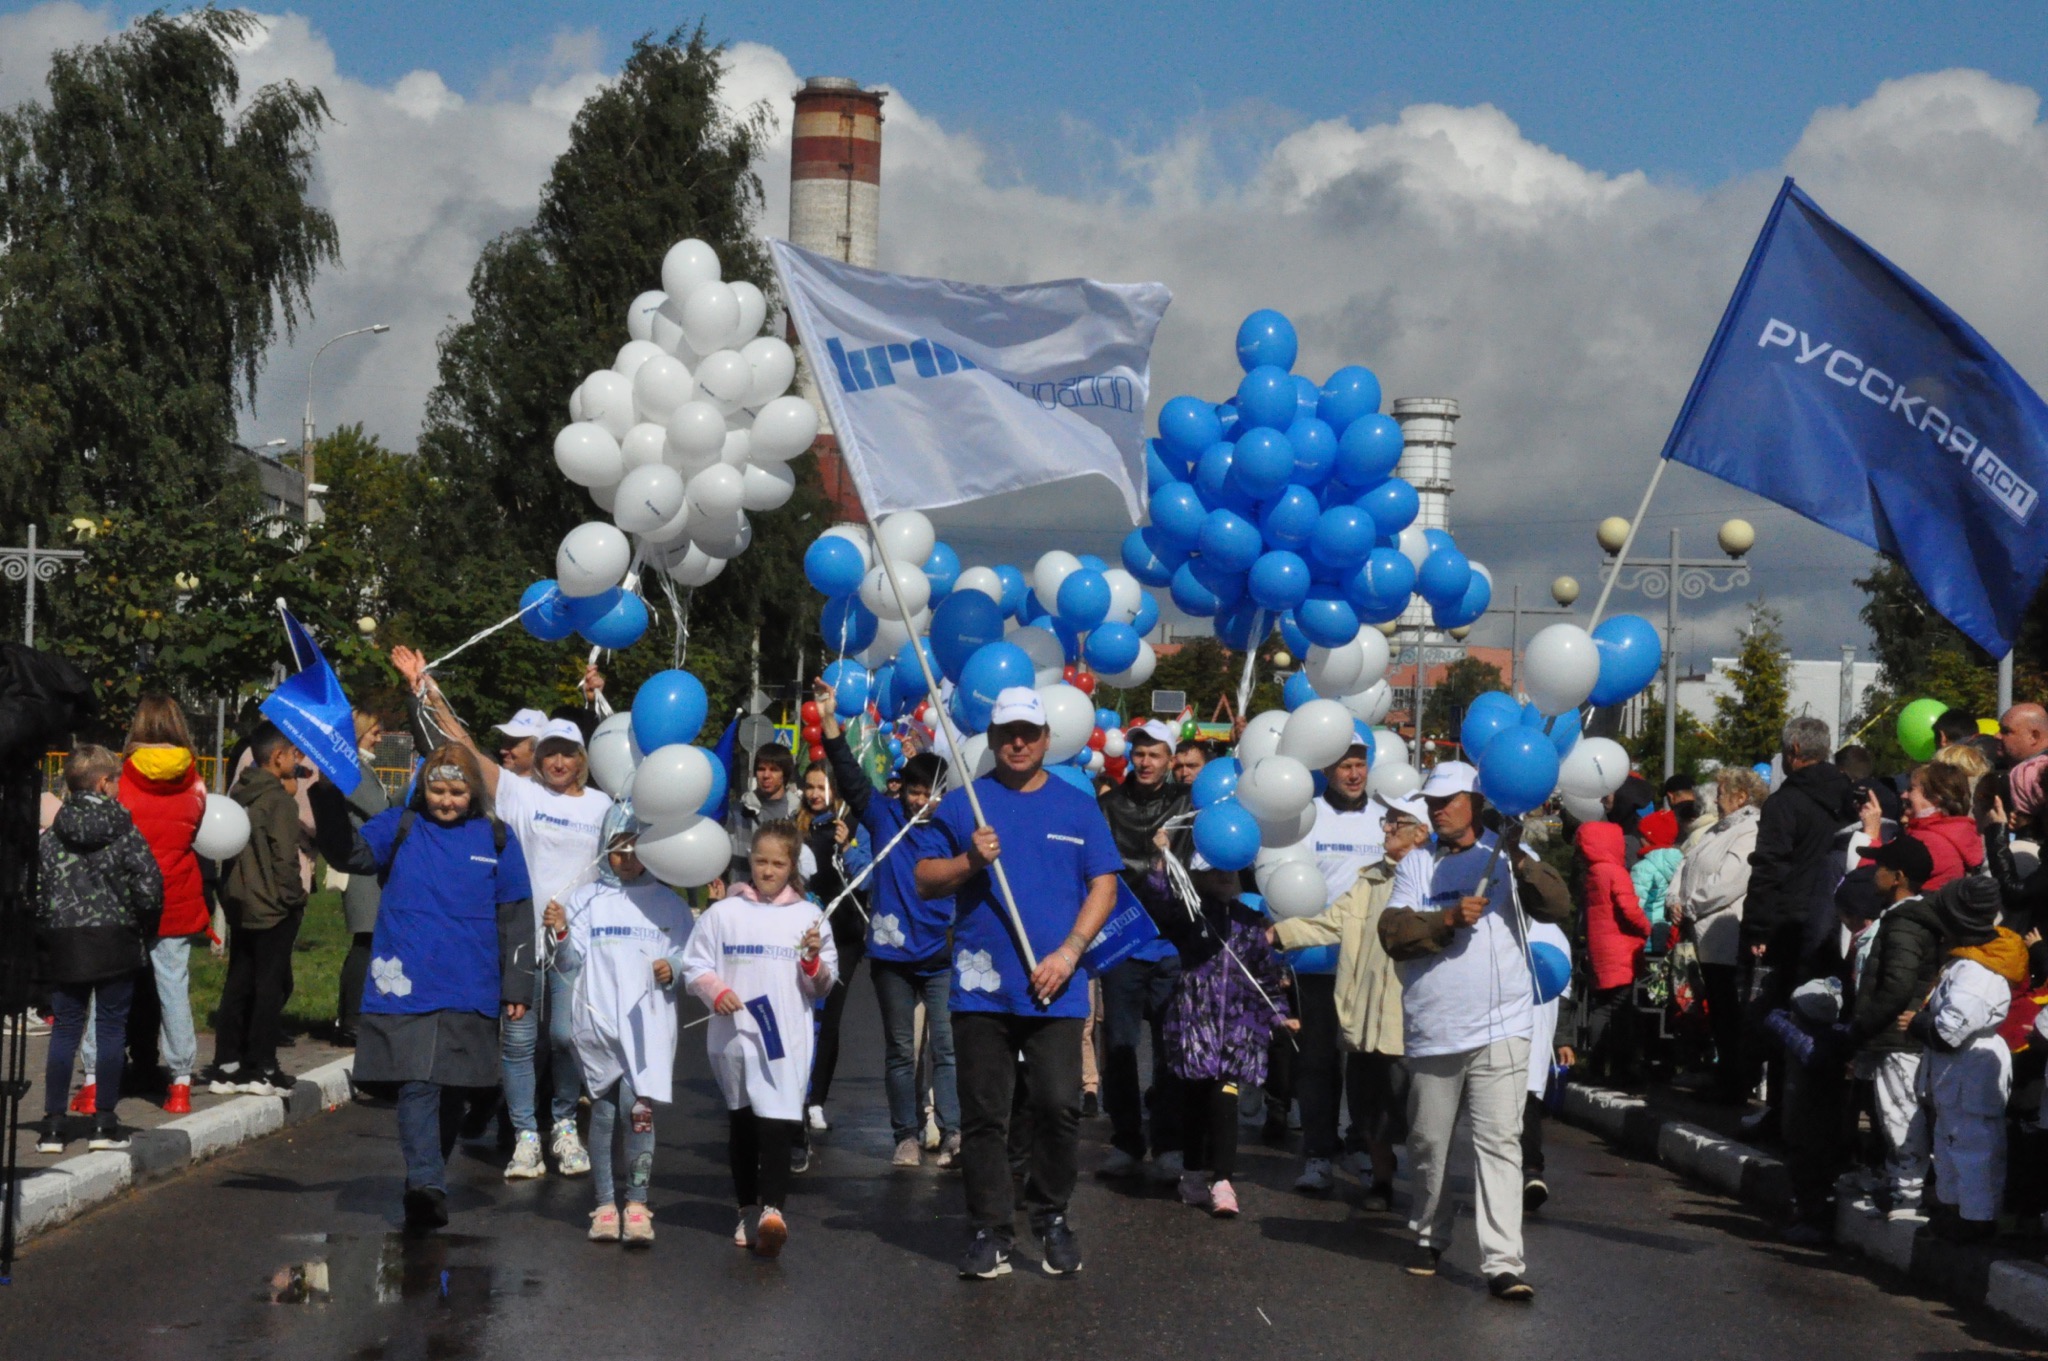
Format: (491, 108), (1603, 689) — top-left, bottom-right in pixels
(1181, 1079), (1241, 1181)
(1294, 974), (1345, 1158)
(339, 932), (373, 1032)
(1521, 1092), (1546, 1178)
(808, 909), (866, 1108)
(1101, 954), (1183, 1158)
(1583, 984), (1639, 1084)
(214, 908), (302, 1074)
(1345, 1051), (1411, 1154)
(728, 1107), (800, 1209)
(1699, 962), (1744, 1099)
(956, 1012), (1083, 1244)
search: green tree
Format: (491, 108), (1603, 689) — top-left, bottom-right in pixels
(1713, 604), (1791, 766)
(0, 6), (337, 610)
(1423, 656), (1504, 746)
(1623, 695), (1718, 786)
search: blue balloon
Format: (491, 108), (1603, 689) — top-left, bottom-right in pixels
(1359, 477), (1420, 537)
(1133, 590), (1160, 637)
(566, 586), (622, 629)
(1416, 546), (1473, 608)
(1215, 598), (1266, 650)
(520, 580), (577, 642)
(957, 642), (1035, 730)
(1430, 567), (1492, 630)
(1309, 506), (1374, 575)
(1248, 550), (1311, 612)
(1195, 442), (1255, 514)
(1193, 800), (1263, 871)
(1094, 707), (1121, 731)
(1258, 484), (1321, 553)
(1147, 440), (1183, 492)
(1295, 592), (1359, 648)
(1283, 671), (1317, 711)
(1334, 413), (1403, 488)
(1189, 556), (1247, 609)
(1286, 417), (1337, 488)
(1235, 365), (1297, 430)
(1235, 309), (1299, 373)
(1198, 510), (1263, 574)
(821, 593), (878, 654)
(804, 535), (867, 598)
(1317, 365), (1382, 431)
(1122, 527), (1185, 587)
(994, 564), (1029, 618)
(1460, 691), (1523, 762)
(1077, 554), (1108, 573)
(1589, 614), (1663, 707)
(697, 752), (729, 817)
(578, 589), (649, 650)
(1292, 375), (1322, 425)
(1423, 527), (1456, 556)
(923, 543), (961, 601)
(1085, 622), (1142, 674)
(823, 658), (871, 720)
(1056, 568), (1112, 631)
(1344, 547), (1417, 623)
(1046, 763), (1096, 794)
(1214, 402), (1241, 441)
(1531, 941), (1571, 1005)
(1191, 756), (1241, 810)
(1544, 704), (1582, 758)
(929, 589), (1007, 682)
(1478, 728), (1561, 817)
(1170, 561), (1222, 617)
(1150, 482), (1208, 550)
(870, 663), (897, 721)
(632, 668), (709, 750)
(1278, 611), (1312, 657)
(895, 638), (938, 699)
(1159, 394), (1226, 460)
(1228, 427), (1295, 501)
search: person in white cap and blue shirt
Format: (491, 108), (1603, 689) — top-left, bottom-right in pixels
(917, 686), (1122, 1281)
(1377, 760), (1571, 1302)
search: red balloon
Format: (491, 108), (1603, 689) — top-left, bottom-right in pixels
(1062, 664), (1080, 683)
(1087, 727), (1106, 751)
(807, 742), (826, 763)
(1074, 672), (1097, 695)
(801, 722), (823, 743)
(800, 700), (821, 725)
(1104, 756), (1126, 780)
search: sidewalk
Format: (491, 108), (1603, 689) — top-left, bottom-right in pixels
(1556, 1077), (2048, 1342)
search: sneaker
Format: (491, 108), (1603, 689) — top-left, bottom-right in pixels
(1080, 1089), (1100, 1118)
(1294, 1157), (1335, 1194)
(204, 1064), (240, 1096)
(1095, 1147), (1143, 1179)
(754, 1206), (788, 1259)
(935, 1129), (962, 1169)
(892, 1136), (923, 1168)
(1038, 1216), (1083, 1276)
(236, 1072), (280, 1097)
(69, 1084), (97, 1115)
(622, 1203), (655, 1247)
(403, 1186), (449, 1234)
(922, 1112), (943, 1151)
(34, 1120), (65, 1155)
(1147, 1150), (1186, 1184)
(1488, 1273), (1535, 1302)
(790, 1141), (812, 1174)
(163, 1081), (192, 1115)
(1524, 1177), (1549, 1212)
(504, 1129), (546, 1180)
(551, 1119), (591, 1176)
(1887, 1203), (1930, 1224)
(1208, 1179), (1240, 1218)
(88, 1121), (131, 1152)
(1405, 1244), (1442, 1277)
(733, 1210), (755, 1249)
(959, 1230), (1012, 1280)
(1361, 1182), (1396, 1213)
(807, 1104), (830, 1132)
(1178, 1171), (1211, 1208)
(1342, 1149), (1374, 1179)
(589, 1204), (622, 1242)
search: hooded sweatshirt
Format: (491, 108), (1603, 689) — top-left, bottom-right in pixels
(223, 765), (307, 931)
(118, 746), (208, 937)
(1906, 813), (1985, 891)
(1577, 821), (1649, 991)
(38, 792), (163, 984)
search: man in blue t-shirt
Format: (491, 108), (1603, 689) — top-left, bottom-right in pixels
(918, 687), (1120, 1282)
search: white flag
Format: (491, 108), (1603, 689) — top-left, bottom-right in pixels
(769, 239), (1170, 523)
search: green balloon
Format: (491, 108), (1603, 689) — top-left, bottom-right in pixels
(1897, 697), (1949, 763)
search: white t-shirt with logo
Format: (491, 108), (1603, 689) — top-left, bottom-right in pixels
(1388, 831), (1535, 1059)
(1310, 797), (1385, 905)
(493, 775), (613, 946)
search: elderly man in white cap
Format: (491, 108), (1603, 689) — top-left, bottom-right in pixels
(1093, 718), (1192, 1182)
(1377, 761), (1571, 1303)
(917, 687), (1122, 1281)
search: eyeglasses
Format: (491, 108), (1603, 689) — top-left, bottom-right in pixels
(1381, 817), (1421, 832)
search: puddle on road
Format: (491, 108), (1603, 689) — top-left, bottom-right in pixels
(259, 1231), (508, 1357)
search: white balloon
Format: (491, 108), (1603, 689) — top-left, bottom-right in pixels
(1235, 710), (1289, 765)
(1353, 627), (1391, 690)
(719, 427), (752, 467)
(1305, 641), (1364, 697)
(625, 290), (667, 344)
(1562, 792), (1608, 824)
(1559, 736), (1632, 800)
(681, 282), (741, 355)
(1236, 755), (1314, 822)
(955, 566), (1004, 603)
(193, 794), (251, 860)
(633, 744), (716, 823)
(589, 480), (619, 513)
(1031, 551), (1082, 615)
(1369, 728), (1409, 771)
(877, 512), (937, 569)
(1261, 860), (1327, 918)
(729, 280), (768, 348)
(1102, 568), (1143, 626)
(612, 338), (665, 383)
(660, 238), (721, 299)
(1365, 759), (1422, 801)
(1006, 624), (1067, 686)
(580, 371), (636, 439)
(741, 336), (796, 408)
(664, 400), (728, 474)
(587, 712), (639, 796)
(870, 614), (914, 662)
(553, 422), (623, 487)
(1102, 730), (1128, 759)
(749, 396), (820, 461)
(557, 522), (631, 597)
(690, 508), (752, 559)
(693, 349), (753, 414)
(650, 296), (689, 355)
(687, 463), (745, 519)
(1101, 641), (1156, 689)
(860, 561), (931, 621)
(1278, 699), (1358, 769)
(618, 421), (669, 472)
(1397, 524), (1430, 571)
(1341, 678), (1394, 726)
(1253, 839), (1318, 886)
(1257, 802), (1318, 849)
(664, 541), (725, 588)
(568, 382), (588, 424)
(636, 813), (731, 888)
(949, 733), (995, 783)
(613, 463), (686, 535)
(739, 460), (796, 511)
(1522, 623), (1601, 716)
(1039, 683), (1095, 763)
(819, 524), (874, 571)
(640, 499), (692, 547)
(632, 353), (695, 425)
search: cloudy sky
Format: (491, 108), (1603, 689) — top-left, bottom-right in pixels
(9, 2), (2048, 671)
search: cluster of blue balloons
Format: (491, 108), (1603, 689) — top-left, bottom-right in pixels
(1121, 309), (1490, 654)
(519, 579), (650, 650)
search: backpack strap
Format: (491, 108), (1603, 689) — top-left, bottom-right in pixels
(491, 817), (508, 856)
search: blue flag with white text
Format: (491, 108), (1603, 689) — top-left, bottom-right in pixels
(1661, 178), (2048, 656)
(259, 604), (361, 795)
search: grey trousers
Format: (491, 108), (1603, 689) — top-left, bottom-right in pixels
(1405, 1036), (1530, 1279)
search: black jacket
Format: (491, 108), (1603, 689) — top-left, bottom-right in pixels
(1097, 775), (1192, 881)
(1848, 895), (1942, 1054)
(1742, 760), (1857, 950)
(37, 793), (162, 984)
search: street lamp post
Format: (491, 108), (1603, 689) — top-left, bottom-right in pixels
(1597, 519), (1754, 782)
(303, 324), (390, 526)
(0, 525), (85, 647)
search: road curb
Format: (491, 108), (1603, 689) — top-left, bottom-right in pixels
(6, 1055), (353, 1244)
(1556, 1080), (2048, 1342)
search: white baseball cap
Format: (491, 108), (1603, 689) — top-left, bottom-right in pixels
(988, 687), (1048, 729)
(495, 708), (549, 740)
(1374, 791), (1430, 825)
(1420, 760), (1479, 800)
(537, 717), (586, 748)
(1127, 719), (1178, 753)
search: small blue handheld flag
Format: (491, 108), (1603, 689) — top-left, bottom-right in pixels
(259, 602), (361, 794)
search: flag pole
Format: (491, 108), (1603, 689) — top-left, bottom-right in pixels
(1583, 456), (1670, 632)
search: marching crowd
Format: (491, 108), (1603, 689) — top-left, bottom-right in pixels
(26, 652), (2048, 1298)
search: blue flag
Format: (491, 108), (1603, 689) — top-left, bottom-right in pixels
(704, 715), (739, 825)
(1662, 178), (2048, 656)
(259, 603), (361, 795)
(1079, 880), (1162, 977)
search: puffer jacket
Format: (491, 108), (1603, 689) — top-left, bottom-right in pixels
(37, 793), (163, 984)
(1848, 893), (1943, 1055)
(1577, 821), (1648, 991)
(1673, 805), (1759, 967)
(1631, 848), (1682, 930)
(1743, 760), (1858, 950)
(117, 745), (207, 936)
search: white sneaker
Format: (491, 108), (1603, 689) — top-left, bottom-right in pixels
(1147, 1150), (1186, 1184)
(892, 1136), (923, 1168)
(1294, 1157), (1335, 1193)
(733, 1209), (755, 1248)
(504, 1129), (546, 1180)
(807, 1104), (830, 1133)
(1342, 1150), (1374, 1179)
(1095, 1148), (1143, 1179)
(552, 1119), (591, 1176)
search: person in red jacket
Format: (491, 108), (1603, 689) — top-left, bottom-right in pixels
(1856, 763), (1984, 894)
(1575, 821), (1649, 1086)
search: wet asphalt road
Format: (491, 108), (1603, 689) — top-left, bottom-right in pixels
(2, 974), (2040, 1361)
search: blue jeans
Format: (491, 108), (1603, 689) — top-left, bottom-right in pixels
(872, 958), (959, 1143)
(396, 1081), (465, 1192)
(82, 935), (197, 1082)
(501, 962), (582, 1133)
(589, 1074), (657, 1208)
(47, 977), (134, 1120)
(1101, 953), (1184, 1159)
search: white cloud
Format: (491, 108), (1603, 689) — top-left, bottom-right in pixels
(0, 2), (111, 112)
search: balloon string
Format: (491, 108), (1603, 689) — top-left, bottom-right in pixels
(814, 765), (951, 927)
(1232, 613), (1265, 720)
(425, 598), (545, 674)
(1159, 842), (1294, 1044)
